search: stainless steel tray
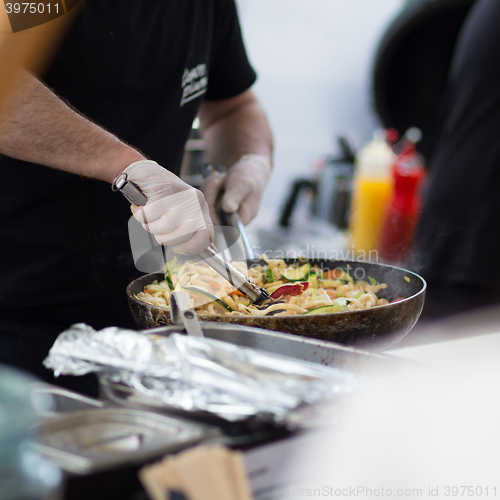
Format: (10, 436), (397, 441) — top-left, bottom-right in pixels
(34, 407), (219, 474)
(31, 383), (105, 416)
(99, 323), (409, 420)
(176, 322), (404, 372)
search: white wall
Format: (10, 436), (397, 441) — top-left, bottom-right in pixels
(236, 0), (404, 222)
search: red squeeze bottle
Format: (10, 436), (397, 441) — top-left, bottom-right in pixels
(378, 153), (425, 264)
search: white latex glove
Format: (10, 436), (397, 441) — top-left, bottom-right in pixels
(200, 154), (271, 226)
(199, 168), (226, 225)
(120, 160), (214, 255)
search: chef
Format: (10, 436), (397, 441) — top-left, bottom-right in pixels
(0, 0), (273, 394)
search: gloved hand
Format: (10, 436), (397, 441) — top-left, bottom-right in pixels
(119, 160), (213, 255)
(200, 154), (271, 226)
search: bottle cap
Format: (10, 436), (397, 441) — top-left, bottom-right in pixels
(355, 131), (395, 178)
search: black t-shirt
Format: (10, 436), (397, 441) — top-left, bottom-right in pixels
(0, 0), (256, 330)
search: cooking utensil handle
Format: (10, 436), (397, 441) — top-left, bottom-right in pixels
(221, 211), (256, 260)
(202, 163), (256, 260)
(170, 292), (204, 337)
(111, 173), (148, 205)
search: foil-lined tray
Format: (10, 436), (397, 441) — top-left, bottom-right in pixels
(43, 323), (361, 426)
(100, 323), (407, 429)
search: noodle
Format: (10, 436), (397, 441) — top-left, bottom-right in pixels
(135, 258), (390, 317)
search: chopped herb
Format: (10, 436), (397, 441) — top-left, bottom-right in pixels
(164, 273), (174, 290)
(335, 298), (352, 306)
(368, 276), (378, 286)
(404, 276), (411, 283)
(264, 268), (276, 282)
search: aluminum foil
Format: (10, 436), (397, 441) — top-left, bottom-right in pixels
(44, 324), (355, 423)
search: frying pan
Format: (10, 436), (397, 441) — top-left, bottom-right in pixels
(126, 259), (426, 351)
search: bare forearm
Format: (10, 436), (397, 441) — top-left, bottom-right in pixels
(0, 71), (145, 182)
(198, 90), (273, 168)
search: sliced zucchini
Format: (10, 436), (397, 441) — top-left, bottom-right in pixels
(283, 263), (311, 282)
(264, 267), (279, 282)
(337, 271), (353, 282)
(318, 279), (339, 288)
(311, 268), (323, 279)
(307, 273), (318, 289)
(183, 286), (233, 313)
(163, 256), (179, 290)
(144, 284), (170, 293)
(303, 302), (350, 315)
(325, 268), (353, 281)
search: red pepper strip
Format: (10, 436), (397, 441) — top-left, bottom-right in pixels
(270, 281), (309, 299)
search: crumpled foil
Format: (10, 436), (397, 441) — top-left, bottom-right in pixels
(44, 323), (355, 423)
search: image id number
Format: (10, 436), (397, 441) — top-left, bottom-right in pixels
(444, 486), (497, 496)
(5, 3), (59, 14)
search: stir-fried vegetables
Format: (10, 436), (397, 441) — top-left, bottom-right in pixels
(136, 257), (390, 317)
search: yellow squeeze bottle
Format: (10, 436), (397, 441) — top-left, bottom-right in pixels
(349, 132), (395, 257)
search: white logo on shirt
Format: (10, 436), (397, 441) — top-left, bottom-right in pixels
(180, 64), (208, 106)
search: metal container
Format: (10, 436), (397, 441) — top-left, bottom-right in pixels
(323, 162), (353, 229)
(315, 151), (354, 230)
(99, 322), (409, 426)
(34, 407), (219, 475)
(31, 384), (105, 417)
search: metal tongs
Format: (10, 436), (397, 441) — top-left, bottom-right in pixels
(112, 174), (271, 305)
(170, 291), (204, 337)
